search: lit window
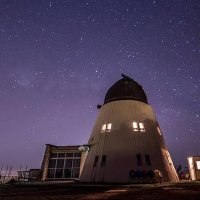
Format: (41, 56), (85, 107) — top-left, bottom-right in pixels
(139, 123), (145, 132)
(101, 124), (106, 133)
(101, 123), (112, 133)
(196, 161), (200, 170)
(157, 127), (162, 135)
(133, 122), (138, 131)
(133, 122), (145, 132)
(107, 123), (112, 132)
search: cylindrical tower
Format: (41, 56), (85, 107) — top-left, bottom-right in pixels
(80, 74), (179, 183)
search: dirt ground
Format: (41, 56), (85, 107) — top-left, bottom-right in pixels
(1, 181), (200, 200)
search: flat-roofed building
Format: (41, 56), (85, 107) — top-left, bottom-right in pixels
(41, 144), (87, 180)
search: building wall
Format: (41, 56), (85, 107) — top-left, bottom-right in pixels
(80, 100), (179, 183)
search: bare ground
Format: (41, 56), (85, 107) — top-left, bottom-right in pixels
(0, 181), (200, 200)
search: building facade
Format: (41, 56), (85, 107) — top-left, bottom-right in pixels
(80, 74), (179, 183)
(41, 144), (87, 180)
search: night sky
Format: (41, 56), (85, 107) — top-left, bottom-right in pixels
(0, 0), (199, 171)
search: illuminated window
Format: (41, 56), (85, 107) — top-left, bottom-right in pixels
(196, 161), (200, 170)
(133, 122), (145, 132)
(139, 123), (145, 132)
(101, 123), (112, 133)
(133, 122), (138, 131)
(107, 123), (112, 132)
(157, 127), (162, 135)
(101, 124), (106, 133)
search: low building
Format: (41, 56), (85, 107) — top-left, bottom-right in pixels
(188, 156), (200, 180)
(41, 144), (87, 181)
(17, 169), (40, 182)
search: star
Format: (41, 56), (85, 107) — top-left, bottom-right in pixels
(0, 0), (199, 171)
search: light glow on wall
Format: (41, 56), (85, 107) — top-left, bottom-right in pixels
(139, 123), (145, 132)
(196, 161), (200, 170)
(107, 123), (112, 132)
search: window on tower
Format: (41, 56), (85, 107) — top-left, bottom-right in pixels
(107, 123), (112, 132)
(101, 123), (112, 133)
(93, 156), (99, 167)
(139, 123), (145, 132)
(101, 124), (106, 133)
(101, 155), (107, 166)
(133, 122), (138, 131)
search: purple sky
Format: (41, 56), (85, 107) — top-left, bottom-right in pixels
(0, 0), (199, 171)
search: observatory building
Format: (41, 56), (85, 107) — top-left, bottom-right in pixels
(80, 74), (179, 183)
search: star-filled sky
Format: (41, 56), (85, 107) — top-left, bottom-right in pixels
(0, 0), (199, 171)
